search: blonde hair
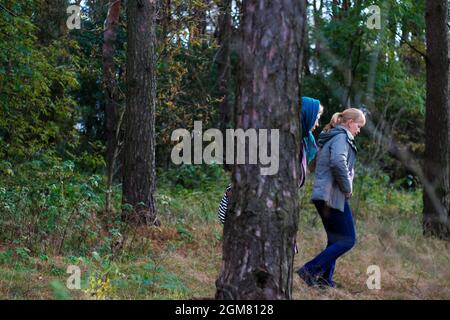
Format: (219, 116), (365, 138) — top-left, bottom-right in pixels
(324, 108), (366, 132)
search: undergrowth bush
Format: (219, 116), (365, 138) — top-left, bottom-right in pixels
(0, 156), (104, 255)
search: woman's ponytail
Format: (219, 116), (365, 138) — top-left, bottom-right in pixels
(323, 108), (366, 132)
(324, 112), (343, 132)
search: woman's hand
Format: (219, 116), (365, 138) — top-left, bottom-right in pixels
(345, 192), (352, 199)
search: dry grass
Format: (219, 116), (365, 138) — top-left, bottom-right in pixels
(293, 217), (450, 300)
(109, 217), (450, 300)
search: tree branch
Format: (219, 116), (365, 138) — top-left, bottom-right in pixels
(391, 27), (427, 60)
(0, 3), (17, 16)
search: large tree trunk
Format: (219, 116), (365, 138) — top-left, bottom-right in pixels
(122, 0), (158, 226)
(423, 0), (450, 239)
(215, 0), (306, 300)
(103, 0), (121, 213)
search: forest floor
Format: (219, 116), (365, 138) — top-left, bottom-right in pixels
(0, 175), (449, 300)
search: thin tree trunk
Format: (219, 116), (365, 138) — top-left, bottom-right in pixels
(332, 0), (339, 20)
(312, 0), (323, 64)
(343, 43), (354, 108)
(197, 0), (208, 37)
(103, 0), (122, 213)
(341, 0), (354, 108)
(423, 0), (450, 239)
(35, 0), (70, 44)
(159, 0), (171, 44)
(122, 0), (158, 226)
(217, 0), (232, 169)
(342, 0), (349, 13)
(215, 0), (306, 300)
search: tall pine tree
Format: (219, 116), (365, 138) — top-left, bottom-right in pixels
(215, 0), (306, 299)
(122, 0), (158, 225)
(423, 0), (450, 239)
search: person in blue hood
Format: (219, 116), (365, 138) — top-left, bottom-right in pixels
(301, 97), (321, 163)
(297, 108), (366, 289)
(298, 97), (322, 187)
(217, 97), (324, 226)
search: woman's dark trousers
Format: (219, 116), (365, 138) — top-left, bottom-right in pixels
(298, 200), (356, 287)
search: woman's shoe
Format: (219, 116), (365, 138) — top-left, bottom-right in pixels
(296, 267), (317, 287)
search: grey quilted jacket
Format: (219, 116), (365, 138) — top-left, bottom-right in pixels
(311, 125), (358, 212)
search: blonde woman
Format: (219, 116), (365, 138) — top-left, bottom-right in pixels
(297, 108), (366, 289)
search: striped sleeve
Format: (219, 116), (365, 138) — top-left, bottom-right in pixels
(218, 184), (231, 225)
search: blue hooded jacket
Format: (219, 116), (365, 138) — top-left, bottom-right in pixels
(301, 97), (321, 163)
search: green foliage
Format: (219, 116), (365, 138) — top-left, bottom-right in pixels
(0, 5), (79, 161)
(0, 249), (14, 265)
(0, 156), (104, 255)
(176, 224), (194, 243)
(159, 163), (225, 189)
(121, 261), (188, 299)
(156, 165), (229, 223)
(50, 280), (72, 300)
(156, 39), (222, 168)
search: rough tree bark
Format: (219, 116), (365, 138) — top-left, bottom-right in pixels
(423, 0), (450, 239)
(122, 0), (158, 226)
(103, 0), (121, 213)
(215, 0), (306, 300)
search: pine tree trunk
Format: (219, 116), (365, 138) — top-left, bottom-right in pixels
(103, 0), (121, 213)
(215, 0), (306, 300)
(122, 0), (158, 226)
(423, 0), (450, 239)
